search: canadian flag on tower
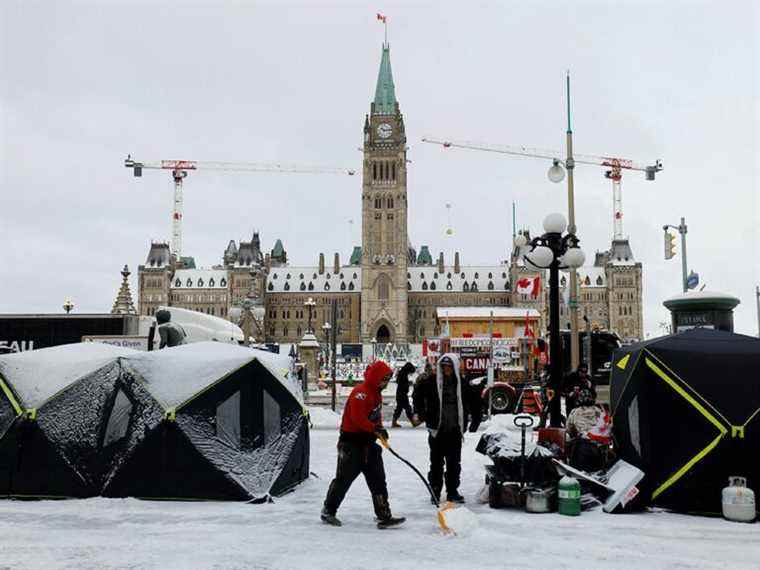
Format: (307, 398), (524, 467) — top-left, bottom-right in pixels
(377, 13), (387, 23)
(516, 276), (541, 298)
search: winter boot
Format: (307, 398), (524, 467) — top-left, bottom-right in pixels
(391, 421), (402, 428)
(321, 506), (342, 527)
(373, 494), (406, 529)
(446, 491), (466, 504)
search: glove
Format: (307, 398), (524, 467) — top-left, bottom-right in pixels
(375, 428), (389, 441)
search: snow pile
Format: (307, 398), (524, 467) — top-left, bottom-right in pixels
(441, 504), (480, 537)
(308, 406), (342, 429)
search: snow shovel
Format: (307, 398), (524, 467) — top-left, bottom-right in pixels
(378, 436), (478, 536)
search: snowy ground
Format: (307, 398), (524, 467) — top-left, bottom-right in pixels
(1, 412), (757, 570)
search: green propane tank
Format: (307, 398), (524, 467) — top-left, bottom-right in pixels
(558, 475), (581, 516)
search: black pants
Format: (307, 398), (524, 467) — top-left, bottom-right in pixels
(392, 395), (414, 423)
(427, 428), (462, 496)
(324, 439), (388, 516)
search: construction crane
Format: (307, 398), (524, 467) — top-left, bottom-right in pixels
(421, 138), (662, 240)
(124, 156), (356, 258)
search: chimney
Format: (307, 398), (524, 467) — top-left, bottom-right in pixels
(334, 253), (340, 273)
(319, 253), (325, 275)
(454, 252), (461, 274)
(437, 252), (444, 273)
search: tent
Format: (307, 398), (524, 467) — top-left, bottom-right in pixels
(0, 343), (139, 498)
(0, 342), (309, 501)
(610, 328), (760, 514)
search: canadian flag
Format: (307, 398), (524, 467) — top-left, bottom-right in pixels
(377, 13), (387, 23)
(516, 276), (540, 298)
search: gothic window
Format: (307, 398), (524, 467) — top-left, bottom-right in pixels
(488, 281), (494, 291)
(430, 282), (436, 290)
(349, 282), (355, 291)
(471, 281), (478, 291)
(308, 282), (314, 291)
(268, 282), (274, 291)
(461, 272), (465, 279)
(300, 282), (306, 291)
(388, 197), (394, 209)
(284, 282), (290, 291)
(584, 276), (591, 286)
(339, 273), (344, 279)
(420, 272), (425, 279)
(186, 278), (192, 287)
(387, 213), (394, 220)
(340, 282), (346, 291)
(326, 273), (331, 279)
(324, 282), (330, 291)
(446, 281), (453, 291)
(463, 282), (470, 292)
(198, 278), (204, 287)
(447, 273), (452, 279)
(474, 272), (479, 279)
(375, 197), (381, 209)
(597, 276), (603, 286)
(297, 326), (302, 337)
(286, 310), (290, 319)
(392, 163), (396, 180)
(286, 273), (291, 279)
(283, 326), (288, 337)
(488, 272), (493, 279)
(209, 278), (215, 287)
(175, 278), (181, 287)
(373, 162), (377, 180)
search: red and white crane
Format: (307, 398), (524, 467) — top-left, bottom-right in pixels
(421, 138), (662, 240)
(124, 156), (355, 258)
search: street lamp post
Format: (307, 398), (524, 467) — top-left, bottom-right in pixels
(371, 336), (377, 360)
(663, 218), (688, 292)
(517, 213), (586, 427)
(304, 297), (316, 334)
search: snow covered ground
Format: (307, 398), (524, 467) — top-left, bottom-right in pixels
(1, 411), (758, 570)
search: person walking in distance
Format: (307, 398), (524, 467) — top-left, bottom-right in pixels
(391, 362), (419, 428)
(412, 353), (467, 504)
(321, 360), (405, 529)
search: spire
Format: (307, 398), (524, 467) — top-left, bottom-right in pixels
(111, 265), (137, 315)
(373, 43), (397, 115)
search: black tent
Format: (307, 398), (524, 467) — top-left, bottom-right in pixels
(0, 342), (309, 501)
(0, 343), (138, 498)
(611, 329), (760, 514)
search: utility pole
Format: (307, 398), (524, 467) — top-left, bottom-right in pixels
(756, 285), (760, 338)
(487, 311), (494, 422)
(565, 72), (581, 370)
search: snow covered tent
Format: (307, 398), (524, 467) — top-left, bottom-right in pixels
(0, 343), (139, 498)
(611, 329), (760, 514)
(103, 342), (309, 500)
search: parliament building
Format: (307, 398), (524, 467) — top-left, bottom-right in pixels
(136, 42), (644, 346)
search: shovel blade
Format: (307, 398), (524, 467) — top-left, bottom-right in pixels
(437, 501), (479, 537)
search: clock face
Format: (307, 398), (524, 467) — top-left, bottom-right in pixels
(377, 123), (393, 139)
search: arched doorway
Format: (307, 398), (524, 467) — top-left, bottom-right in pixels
(376, 324), (391, 344)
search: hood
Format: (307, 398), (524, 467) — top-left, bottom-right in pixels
(399, 362), (416, 375)
(364, 360), (393, 391)
(437, 352), (461, 383)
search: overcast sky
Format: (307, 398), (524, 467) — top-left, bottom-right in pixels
(2, 0), (758, 337)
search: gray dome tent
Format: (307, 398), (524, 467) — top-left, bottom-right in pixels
(0, 342), (309, 501)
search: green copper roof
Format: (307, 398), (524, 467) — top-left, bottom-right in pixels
(349, 246), (362, 265)
(272, 239), (285, 257)
(373, 44), (397, 115)
(179, 256), (196, 269)
(417, 246), (432, 265)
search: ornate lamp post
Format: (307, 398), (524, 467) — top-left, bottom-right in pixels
(63, 298), (74, 314)
(516, 213), (585, 427)
(322, 322), (332, 363)
(304, 297), (316, 334)
(371, 336), (377, 360)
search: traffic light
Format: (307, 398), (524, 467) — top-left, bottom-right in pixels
(664, 231), (676, 260)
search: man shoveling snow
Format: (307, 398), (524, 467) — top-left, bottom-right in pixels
(321, 360), (406, 529)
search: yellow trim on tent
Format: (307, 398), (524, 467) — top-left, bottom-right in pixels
(616, 354), (630, 370)
(652, 433), (725, 500)
(25, 408), (37, 421)
(0, 376), (23, 416)
(645, 357), (729, 500)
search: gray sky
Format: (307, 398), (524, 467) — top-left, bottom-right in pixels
(2, 0), (758, 337)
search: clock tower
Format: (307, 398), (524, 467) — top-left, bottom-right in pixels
(360, 41), (409, 345)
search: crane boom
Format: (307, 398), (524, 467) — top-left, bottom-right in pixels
(124, 155), (356, 258)
(421, 137), (662, 240)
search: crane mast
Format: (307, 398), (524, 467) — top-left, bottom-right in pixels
(421, 138), (662, 240)
(125, 156), (355, 258)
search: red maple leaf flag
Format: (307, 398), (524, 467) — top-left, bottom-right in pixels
(516, 276), (540, 298)
(523, 311), (535, 338)
(377, 13), (387, 23)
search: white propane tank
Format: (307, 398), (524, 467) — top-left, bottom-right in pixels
(722, 476), (756, 523)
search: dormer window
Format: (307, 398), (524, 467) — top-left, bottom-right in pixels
(186, 278), (192, 287)
(488, 281), (494, 290)
(308, 282), (314, 291)
(349, 282), (355, 291)
(299, 273), (304, 279)
(340, 282), (346, 291)
(268, 282), (274, 291)
(272, 274), (278, 279)
(300, 282), (306, 291)
(463, 282), (470, 292)
(421, 281), (428, 291)
(209, 278), (215, 287)
(446, 281), (453, 291)
(430, 282), (436, 290)
(313, 273), (317, 280)
(596, 276), (603, 286)
(220, 278), (227, 287)
(447, 273), (452, 279)
(197, 278), (204, 287)
(460, 272), (465, 279)
(474, 272), (479, 279)
(286, 273), (291, 279)
(284, 282), (290, 291)
(324, 282), (331, 291)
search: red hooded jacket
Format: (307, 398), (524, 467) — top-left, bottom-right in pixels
(340, 360), (392, 436)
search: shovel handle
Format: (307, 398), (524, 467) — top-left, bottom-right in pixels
(379, 436), (440, 508)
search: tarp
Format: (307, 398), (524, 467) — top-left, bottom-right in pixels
(0, 342), (309, 500)
(610, 328), (760, 514)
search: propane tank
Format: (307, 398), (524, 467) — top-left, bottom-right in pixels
(722, 477), (756, 523)
(558, 475), (581, 516)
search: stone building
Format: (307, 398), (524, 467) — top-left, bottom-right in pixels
(136, 41), (644, 345)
